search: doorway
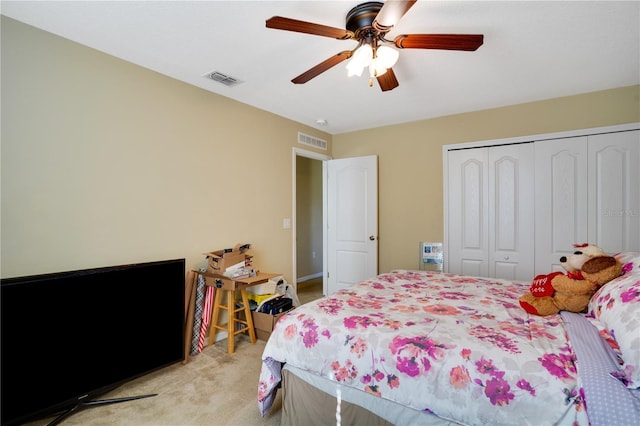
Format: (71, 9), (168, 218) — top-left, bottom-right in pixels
(292, 148), (330, 297)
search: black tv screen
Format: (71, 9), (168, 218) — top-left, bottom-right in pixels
(1, 259), (185, 425)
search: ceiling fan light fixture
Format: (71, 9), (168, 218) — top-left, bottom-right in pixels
(346, 43), (397, 79)
(376, 45), (399, 68)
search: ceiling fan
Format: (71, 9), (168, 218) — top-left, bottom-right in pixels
(266, 0), (483, 91)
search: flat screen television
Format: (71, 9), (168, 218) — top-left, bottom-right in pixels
(1, 258), (185, 425)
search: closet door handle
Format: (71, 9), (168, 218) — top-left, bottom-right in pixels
(369, 235), (376, 241)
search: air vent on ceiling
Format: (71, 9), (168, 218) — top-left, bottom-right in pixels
(298, 132), (327, 151)
(204, 71), (243, 87)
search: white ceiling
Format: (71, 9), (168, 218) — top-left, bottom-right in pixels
(2, 1), (639, 134)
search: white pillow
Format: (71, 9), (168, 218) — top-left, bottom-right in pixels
(587, 254), (640, 388)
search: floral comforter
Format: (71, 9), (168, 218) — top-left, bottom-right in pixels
(258, 270), (589, 425)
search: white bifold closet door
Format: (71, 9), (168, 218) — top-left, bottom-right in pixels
(587, 131), (640, 253)
(534, 136), (589, 273)
(447, 143), (535, 281)
(534, 130), (640, 273)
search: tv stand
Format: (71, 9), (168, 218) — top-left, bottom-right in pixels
(47, 393), (157, 426)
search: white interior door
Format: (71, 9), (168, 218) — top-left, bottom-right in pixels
(326, 155), (378, 295)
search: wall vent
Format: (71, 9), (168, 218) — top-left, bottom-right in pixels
(298, 132), (327, 150)
(204, 71), (243, 87)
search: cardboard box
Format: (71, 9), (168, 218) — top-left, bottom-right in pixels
(204, 243), (252, 274)
(251, 308), (294, 341)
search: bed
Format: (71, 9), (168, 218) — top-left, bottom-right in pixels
(258, 252), (640, 425)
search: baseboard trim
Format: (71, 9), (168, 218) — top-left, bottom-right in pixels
(297, 272), (322, 282)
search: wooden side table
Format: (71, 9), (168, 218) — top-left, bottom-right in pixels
(197, 271), (279, 354)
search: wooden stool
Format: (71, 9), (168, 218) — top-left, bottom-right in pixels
(201, 271), (279, 354)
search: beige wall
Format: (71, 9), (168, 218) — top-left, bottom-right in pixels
(0, 17), (331, 278)
(2, 17), (639, 282)
(333, 85), (640, 273)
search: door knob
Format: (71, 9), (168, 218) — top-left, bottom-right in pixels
(369, 235), (376, 241)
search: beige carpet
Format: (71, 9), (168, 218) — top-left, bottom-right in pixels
(28, 280), (323, 426)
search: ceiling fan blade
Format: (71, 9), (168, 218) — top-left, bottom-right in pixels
(376, 68), (399, 92)
(394, 34), (484, 51)
(292, 51), (353, 84)
(373, 0), (418, 30)
(266, 16), (353, 40)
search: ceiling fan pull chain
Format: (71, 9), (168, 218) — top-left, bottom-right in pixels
(369, 78), (373, 88)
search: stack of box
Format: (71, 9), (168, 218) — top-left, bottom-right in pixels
(203, 245), (294, 341)
(204, 243), (254, 279)
(249, 276), (294, 341)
